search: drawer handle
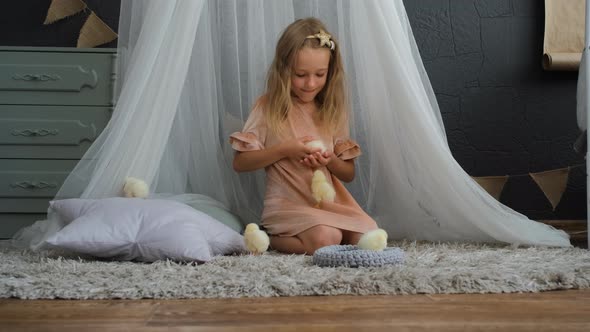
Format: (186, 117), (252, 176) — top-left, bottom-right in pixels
(10, 181), (58, 190)
(11, 128), (59, 137)
(12, 74), (61, 81)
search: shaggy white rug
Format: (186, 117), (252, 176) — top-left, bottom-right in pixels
(1, 241), (589, 299)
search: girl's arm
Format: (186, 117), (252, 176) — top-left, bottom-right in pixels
(326, 157), (355, 183)
(233, 144), (284, 172)
(233, 136), (319, 172)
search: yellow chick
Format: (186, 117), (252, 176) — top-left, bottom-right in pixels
(244, 223), (270, 255)
(357, 228), (388, 251)
(123, 177), (149, 198)
(311, 170), (336, 208)
(305, 140), (327, 153)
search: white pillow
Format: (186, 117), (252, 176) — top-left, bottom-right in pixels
(45, 197), (246, 262)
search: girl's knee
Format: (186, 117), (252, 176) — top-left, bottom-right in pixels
(342, 230), (363, 245)
(304, 225), (342, 253)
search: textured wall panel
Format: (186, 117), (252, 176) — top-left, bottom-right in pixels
(404, 0), (585, 219)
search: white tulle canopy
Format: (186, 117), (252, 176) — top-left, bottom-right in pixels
(15, 0), (571, 249)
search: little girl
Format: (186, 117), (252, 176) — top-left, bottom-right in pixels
(230, 18), (378, 254)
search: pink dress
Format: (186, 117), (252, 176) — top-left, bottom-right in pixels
(230, 101), (378, 237)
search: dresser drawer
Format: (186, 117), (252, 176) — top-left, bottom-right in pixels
(0, 160), (79, 201)
(0, 105), (111, 159)
(0, 198), (52, 213)
(0, 49), (116, 106)
(0, 214), (47, 239)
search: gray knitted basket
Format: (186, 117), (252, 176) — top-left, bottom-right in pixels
(312, 245), (405, 268)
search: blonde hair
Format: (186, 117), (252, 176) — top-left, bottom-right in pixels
(264, 17), (348, 135)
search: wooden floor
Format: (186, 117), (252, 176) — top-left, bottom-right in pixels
(1, 290), (589, 331)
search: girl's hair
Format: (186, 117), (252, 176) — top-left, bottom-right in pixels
(264, 17), (348, 135)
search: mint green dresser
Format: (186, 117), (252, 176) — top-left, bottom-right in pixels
(0, 47), (116, 238)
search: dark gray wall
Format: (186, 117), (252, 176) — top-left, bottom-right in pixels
(404, 0), (586, 220)
(0, 0), (120, 48)
(0, 0), (585, 219)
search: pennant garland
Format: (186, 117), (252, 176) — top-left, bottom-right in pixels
(77, 12), (118, 48)
(529, 167), (570, 210)
(472, 176), (509, 201)
(43, 0), (87, 25)
(44, 0), (118, 48)
(472, 164), (583, 211)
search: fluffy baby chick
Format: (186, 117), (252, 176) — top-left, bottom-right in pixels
(244, 223), (270, 255)
(305, 139), (327, 153)
(123, 177), (149, 198)
(357, 228), (388, 251)
(311, 170), (336, 207)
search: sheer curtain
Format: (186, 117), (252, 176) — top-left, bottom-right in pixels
(13, 0), (571, 250)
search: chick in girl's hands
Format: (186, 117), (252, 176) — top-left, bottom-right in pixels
(244, 223), (270, 255)
(305, 139), (327, 153)
(301, 139), (334, 169)
(304, 140), (335, 207)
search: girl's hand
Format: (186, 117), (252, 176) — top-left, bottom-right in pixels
(301, 150), (334, 169)
(279, 136), (321, 161)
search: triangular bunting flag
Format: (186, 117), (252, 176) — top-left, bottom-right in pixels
(44, 0), (87, 25)
(529, 167), (570, 210)
(77, 12), (118, 48)
(472, 176), (509, 201)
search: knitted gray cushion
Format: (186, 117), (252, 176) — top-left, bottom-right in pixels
(312, 245), (405, 268)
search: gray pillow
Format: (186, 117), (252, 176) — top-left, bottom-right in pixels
(185, 201), (243, 233)
(46, 197), (246, 262)
(156, 193), (244, 233)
